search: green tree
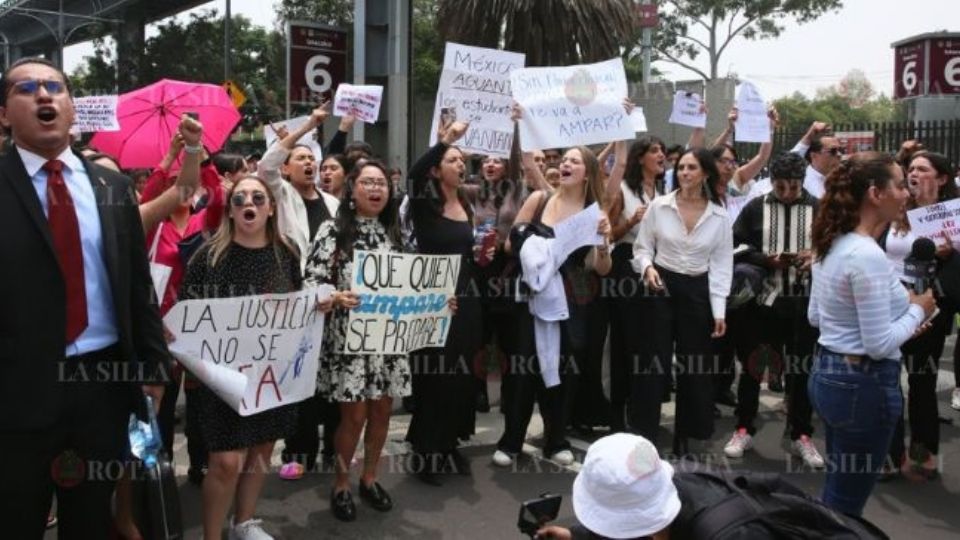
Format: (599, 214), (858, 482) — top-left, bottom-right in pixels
(651, 0), (843, 80)
(274, 0), (353, 28)
(436, 0), (635, 66)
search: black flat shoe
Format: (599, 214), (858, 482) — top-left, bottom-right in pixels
(359, 480), (393, 512)
(411, 452), (444, 486)
(331, 488), (357, 522)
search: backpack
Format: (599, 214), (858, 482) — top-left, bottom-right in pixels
(671, 470), (889, 540)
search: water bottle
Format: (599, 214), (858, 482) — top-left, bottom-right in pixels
(474, 217), (497, 267)
(129, 395), (163, 468)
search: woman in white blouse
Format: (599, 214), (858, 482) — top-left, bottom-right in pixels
(632, 147), (733, 457)
(807, 152), (936, 516)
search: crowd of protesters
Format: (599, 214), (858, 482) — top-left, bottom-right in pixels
(3, 55), (960, 540)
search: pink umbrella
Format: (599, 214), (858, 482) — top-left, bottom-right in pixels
(90, 79), (241, 169)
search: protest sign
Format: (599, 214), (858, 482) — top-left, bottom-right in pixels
(344, 251), (460, 355)
(630, 108), (648, 133)
(264, 115), (322, 159)
(429, 42), (526, 157)
(511, 58), (633, 151)
(734, 81), (770, 143)
(334, 83), (383, 123)
(907, 199), (960, 245)
(552, 202), (605, 260)
(73, 95), (120, 132)
(668, 91), (706, 128)
(163, 286), (333, 416)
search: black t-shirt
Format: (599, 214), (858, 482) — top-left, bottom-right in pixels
(302, 195), (330, 240)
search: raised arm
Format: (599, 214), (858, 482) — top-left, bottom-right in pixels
(791, 120), (830, 155)
(711, 108), (737, 148)
(139, 116), (203, 232)
(325, 113), (355, 156)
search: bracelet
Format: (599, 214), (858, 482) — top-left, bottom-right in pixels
(183, 144), (203, 154)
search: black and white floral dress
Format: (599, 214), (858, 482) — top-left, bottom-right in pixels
(304, 218), (412, 402)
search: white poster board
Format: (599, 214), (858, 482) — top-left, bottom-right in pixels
(734, 81), (770, 143)
(511, 58), (633, 151)
(334, 84), (383, 123)
(264, 115), (322, 159)
(163, 286), (333, 416)
(907, 199), (960, 245)
(73, 95), (120, 132)
(429, 42), (526, 157)
(344, 251), (460, 355)
(668, 91), (706, 128)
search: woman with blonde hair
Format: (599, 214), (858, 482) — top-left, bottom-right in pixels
(179, 175), (302, 540)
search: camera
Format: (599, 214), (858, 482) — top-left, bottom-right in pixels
(517, 493), (562, 538)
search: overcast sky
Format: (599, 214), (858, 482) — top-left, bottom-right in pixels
(64, 0), (953, 101)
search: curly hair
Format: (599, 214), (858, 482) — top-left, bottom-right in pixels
(811, 152), (897, 260)
(770, 152), (807, 181)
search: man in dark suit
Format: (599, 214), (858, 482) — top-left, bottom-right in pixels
(0, 57), (169, 538)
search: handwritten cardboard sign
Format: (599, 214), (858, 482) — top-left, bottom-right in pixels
(344, 251), (460, 355)
(73, 95), (120, 132)
(511, 57), (633, 150)
(430, 42), (526, 157)
(163, 286), (333, 416)
(334, 83), (383, 123)
(907, 198), (960, 245)
(734, 81), (770, 143)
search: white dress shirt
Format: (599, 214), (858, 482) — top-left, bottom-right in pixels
(20, 145), (119, 356)
(808, 232), (924, 360)
(789, 141), (827, 199)
(631, 191), (734, 319)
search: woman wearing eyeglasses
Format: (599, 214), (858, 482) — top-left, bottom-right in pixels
(179, 176), (302, 540)
(301, 161), (413, 522)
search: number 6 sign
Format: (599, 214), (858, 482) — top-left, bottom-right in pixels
(287, 22), (347, 111)
(893, 35), (960, 99)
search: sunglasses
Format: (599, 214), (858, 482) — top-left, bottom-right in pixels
(230, 191), (268, 207)
(8, 79), (66, 96)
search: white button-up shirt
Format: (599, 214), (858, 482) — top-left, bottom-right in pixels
(631, 191), (734, 319)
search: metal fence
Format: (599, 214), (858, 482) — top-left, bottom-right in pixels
(734, 120), (960, 169)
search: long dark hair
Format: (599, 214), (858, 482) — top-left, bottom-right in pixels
(624, 136), (665, 197)
(334, 160), (402, 260)
(675, 147), (722, 206)
(425, 145), (474, 223)
(811, 152), (898, 260)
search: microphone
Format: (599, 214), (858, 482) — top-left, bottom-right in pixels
(903, 237), (937, 294)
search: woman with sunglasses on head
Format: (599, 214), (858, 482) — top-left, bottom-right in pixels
(807, 152), (936, 516)
(303, 160), (415, 522)
(179, 175), (302, 540)
(879, 151), (958, 481)
(632, 147), (733, 457)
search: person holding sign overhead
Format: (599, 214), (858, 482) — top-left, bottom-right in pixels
(879, 151), (958, 481)
(404, 119), (483, 485)
(303, 160), (414, 522)
(178, 175), (302, 540)
(632, 147), (733, 458)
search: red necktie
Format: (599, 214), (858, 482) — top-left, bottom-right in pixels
(44, 160), (88, 343)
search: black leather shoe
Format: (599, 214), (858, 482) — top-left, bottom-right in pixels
(331, 489), (357, 522)
(411, 453), (443, 486)
(445, 449), (471, 476)
(359, 480), (393, 512)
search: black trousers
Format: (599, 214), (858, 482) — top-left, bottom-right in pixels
(733, 299), (817, 440)
(282, 392), (339, 469)
(0, 346), (134, 540)
(638, 267), (715, 443)
(497, 307), (577, 456)
(889, 307), (951, 461)
(184, 385), (207, 471)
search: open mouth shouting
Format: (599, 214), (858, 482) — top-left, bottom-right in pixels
(242, 208), (257, 223)
(37, 105), (58, 126)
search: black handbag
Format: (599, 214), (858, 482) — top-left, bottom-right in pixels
(132, 395), (184, 540)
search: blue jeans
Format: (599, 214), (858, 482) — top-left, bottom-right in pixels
(808, 349), (902, 516)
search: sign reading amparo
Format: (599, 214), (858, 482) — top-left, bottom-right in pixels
(344, 251), (460, 355)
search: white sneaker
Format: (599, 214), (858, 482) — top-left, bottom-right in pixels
(550, 450), (575, 466)
(229, 518), (274, 540)
(492, 450), (514, 467)
(951, 388), (960, 411)
(792, 436), (825, 468)
(723, 428), (753, 458)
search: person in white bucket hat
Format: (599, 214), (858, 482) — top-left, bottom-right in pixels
(537, 433), (681, 539)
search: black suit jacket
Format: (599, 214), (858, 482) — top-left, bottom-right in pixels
(0, 147), (170, 430)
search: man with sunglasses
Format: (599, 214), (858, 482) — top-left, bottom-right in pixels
(0, 57), (169, 538)
(782, 121), (843, 199)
